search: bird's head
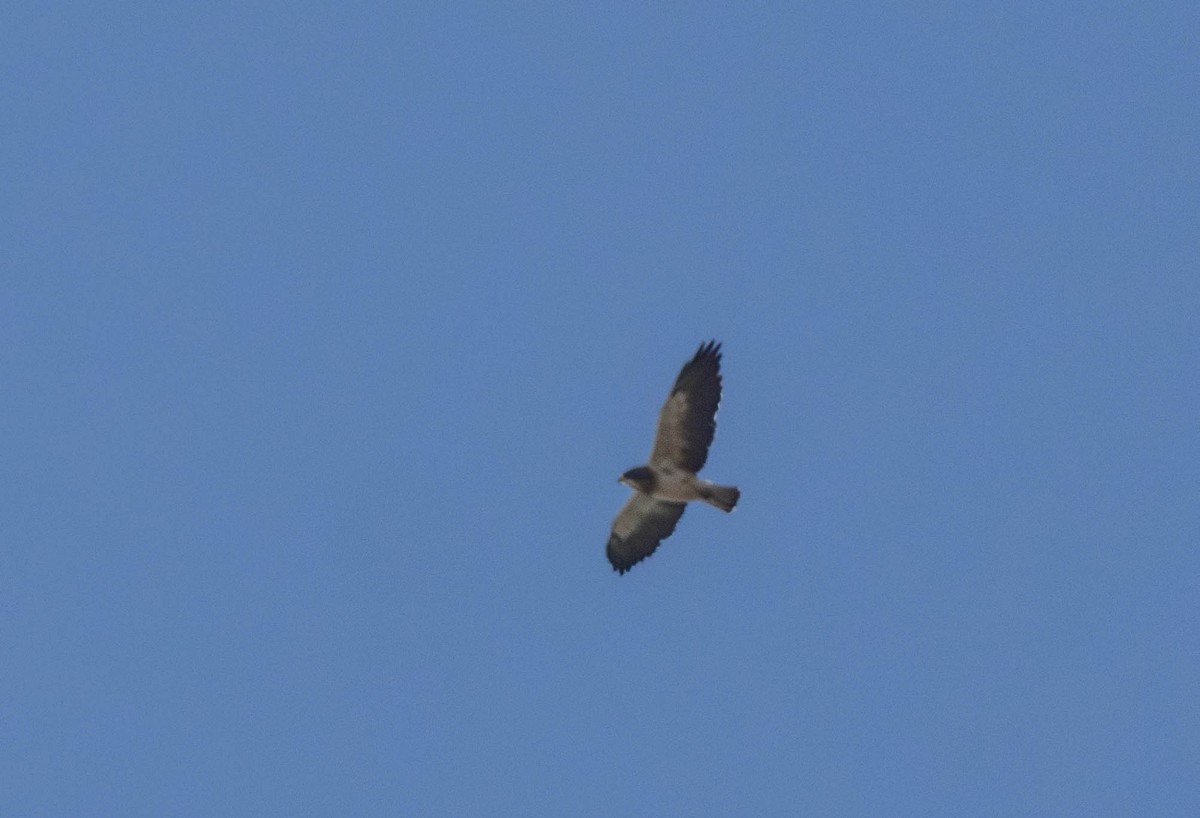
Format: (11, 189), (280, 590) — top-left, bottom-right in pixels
(619, 466), (655, 493)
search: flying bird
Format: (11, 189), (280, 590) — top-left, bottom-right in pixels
(607, 340), (740, 574)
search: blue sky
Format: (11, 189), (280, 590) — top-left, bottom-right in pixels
(4, 2), (1197, 815)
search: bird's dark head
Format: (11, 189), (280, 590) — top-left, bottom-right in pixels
(619, 466), (656, 493)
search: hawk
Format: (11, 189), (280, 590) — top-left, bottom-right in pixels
(607, 340), (740, 574)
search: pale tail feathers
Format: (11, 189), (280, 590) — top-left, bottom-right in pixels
(700, 482), (740, 512)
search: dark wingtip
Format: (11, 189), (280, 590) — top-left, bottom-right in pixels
(607, 534), (633, 575)
(610, 551), (656, 575)
(607, 533), (651, 575)
(693, 339), (722, 362)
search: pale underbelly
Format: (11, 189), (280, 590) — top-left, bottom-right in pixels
(649, 471), (703, 502)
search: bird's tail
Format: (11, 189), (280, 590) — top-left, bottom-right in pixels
(701, 482), (740, 513)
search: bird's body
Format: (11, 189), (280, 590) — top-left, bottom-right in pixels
(618, 464), (738, 510)
(607, 341), (740, 574)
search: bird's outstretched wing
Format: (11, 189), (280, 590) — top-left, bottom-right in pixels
(649, 340), (723, 473)
(606, 493), (687, 574)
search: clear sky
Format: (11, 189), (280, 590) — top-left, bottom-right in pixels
(4, 3), (1197, 815)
